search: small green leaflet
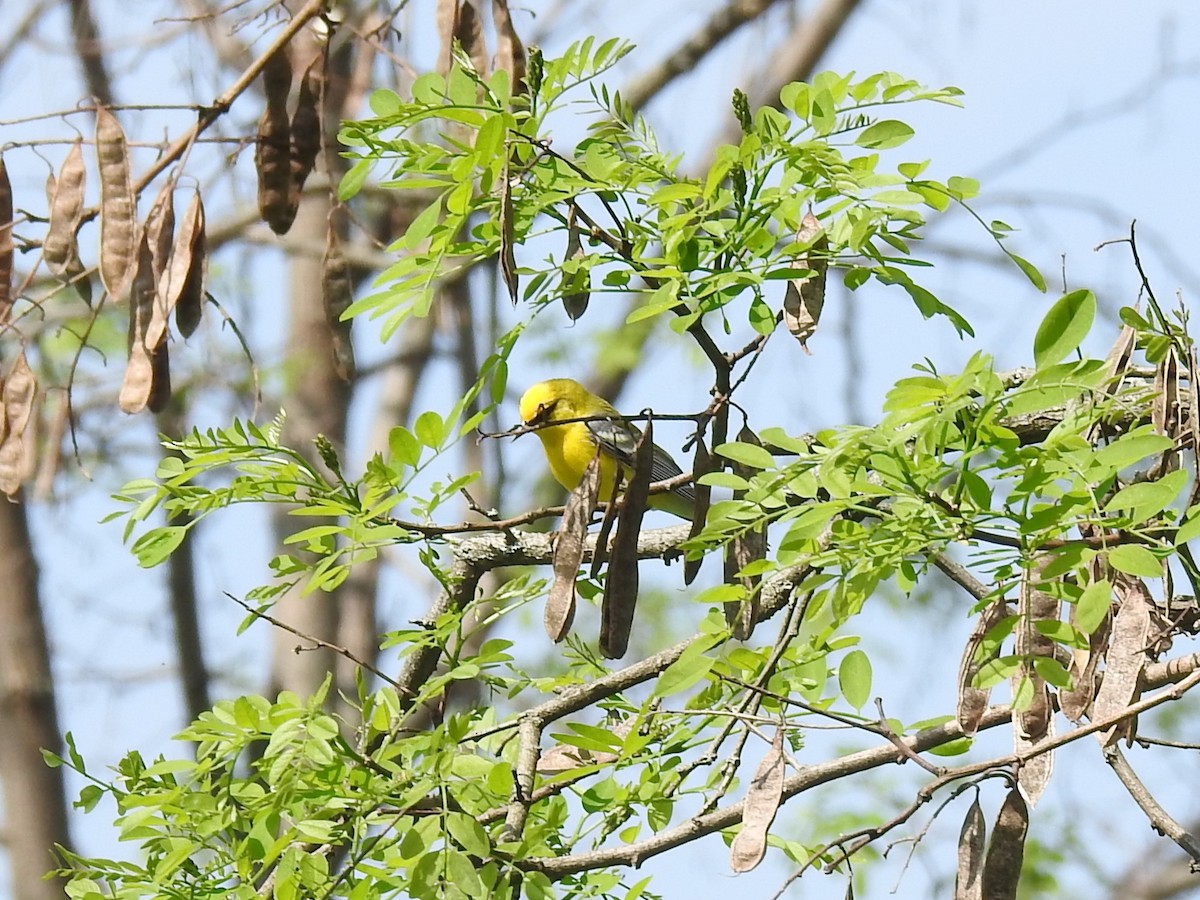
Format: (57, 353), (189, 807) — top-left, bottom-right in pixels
(838, 649), (872, 710)
(1033, 289), (1095, 369)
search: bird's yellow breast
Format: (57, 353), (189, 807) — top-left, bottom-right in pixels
(535, 421), (622, 500)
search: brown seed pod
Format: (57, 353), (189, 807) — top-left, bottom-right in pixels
(0, 153), (14, 325)
(0, 350), (37, 496)
(783, 210), (828, 353)
(144, 178), (176, 286)
(172, 191), (207, 338)
(729, 728), (784, 873)
(492, 0), (527, 94)
(600, 417), (653, 659)
(119, 236), (157, 414)
(290, 52), (324, 197)
(683, 437), (713, 585)
(95, 107), (137, 302)
(547, 454), (599, 642)
(255, 43), (296, 235)
(454, 0), (489, 76)
(44, 142), (91, 303)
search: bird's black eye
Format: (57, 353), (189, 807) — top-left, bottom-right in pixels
(532, 400), (556, 424)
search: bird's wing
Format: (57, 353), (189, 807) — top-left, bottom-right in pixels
(587, 416), (695, 502)
(586, 416), (641, 466)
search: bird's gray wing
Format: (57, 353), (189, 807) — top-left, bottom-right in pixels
(588, 416), (695, 503)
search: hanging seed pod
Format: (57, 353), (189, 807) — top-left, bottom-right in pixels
(980, 788), (1029, 900)
(683, 437), (713, 585)
(95, 107), (137, 302)
(547, 454), (599, 642)
(729, 728), (784, 873)
(255, 43), (296, 235)
(561, 208), (589, 321)
(724, 426), (766, 640)
(172, 191), (206, 338)
(954, 795), (987, 900)
(783, 210), (828, 353)
(119, 236), (156, 414)
(144, 178), (176, 286)
(435, 0), (457, 74)
(454, 0), (489, 76)
(492, 0), (527, 94)
(323, 218), (354, 382)
(0, 153), (14, 325)
(290, 52), (324, 198)
(600, 417), (653, 659)
(956, 600), (1011, 735)
(44, 142), (91, 303)
(0, 350), (37, 496)
(148, 339), (171, 413)
(498, 155), (518, 305)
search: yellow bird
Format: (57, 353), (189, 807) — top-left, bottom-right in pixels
(519, 378), (695, 520)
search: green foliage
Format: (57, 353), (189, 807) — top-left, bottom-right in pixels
(336, 43), (1033, 342)
(71, 42), (1199, 900)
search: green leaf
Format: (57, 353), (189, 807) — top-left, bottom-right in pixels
(715, 441), (775, 470)
(389, 427), (422, 467)
(1105, 469), (1189, 523)
(855, 120), (915, 149)
(748, 294), (776, 336)
(1033, 656), (1073, 689)
(446, 811), (491, 858)
(1175, 505), (1200, 545)
(1091, 429), (1175, 475)
(1033, 289), (1095, 368)
(414, 410), (446, 448)
(131, 526), (187, 567)
(1032, 619), (1088, 650)
(1010, 253), (1046, 292)
(337, 157), (371, 201)
(1106, 544), (1162, 578)
(838, 649), (872, 710)
(1075, 579), (1111, 634)
(654, 638), (718, 698)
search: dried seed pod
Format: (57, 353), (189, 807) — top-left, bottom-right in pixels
(323, 218), (354, 382)
(955, 795), (986, 900)
(95, 107), (137, 302)
(435, 0), (458, 75)
(724, 426), (766, 639)
(0, 154), (13, 325)
(492, 0), (527, 94)
(148, 339), (171, 413)
(172, 191), (206, 338)
(956, 600), (1010, 735)
(255, 43), (296, 235)
(454, 0), (488, 76)
(729, 728), (784, 873)
(1012, 563), (1057, 805)
(1092, 575), (1152, 747)
(547, 454), (599, 642)
(290, 52), (324, 197)
(561, 209), (588, 321)
(119, 236), (157, 414)
(600, 417), (653, 659)
(683, 437), (713, 585)
(980, 788), (1029, 900)
(0, 350), (37, 496)
(144, 178), (176, 285)
(44, 142), (91, 303)
(783, 210), (828, 353)
(498, 157), (518, 305)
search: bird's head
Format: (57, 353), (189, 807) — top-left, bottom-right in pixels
(519, 378), (585, 426)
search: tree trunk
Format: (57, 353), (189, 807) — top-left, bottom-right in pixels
(0, 497), (71, 900)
